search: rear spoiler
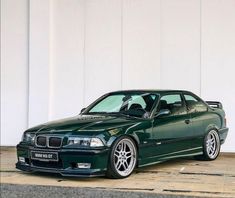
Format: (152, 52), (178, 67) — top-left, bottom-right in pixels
(206, 101), (223, 109)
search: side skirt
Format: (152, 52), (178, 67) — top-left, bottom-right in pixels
(138, 147), (203, 168)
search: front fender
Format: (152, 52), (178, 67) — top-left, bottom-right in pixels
(205, 124), (220, 135)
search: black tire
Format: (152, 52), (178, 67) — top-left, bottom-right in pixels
(106, 136), (137, 179)
(195, 129), (220, 161)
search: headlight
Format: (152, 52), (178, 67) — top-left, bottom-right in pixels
(67, 137), (104, 147)
(21, 132), (35, 143)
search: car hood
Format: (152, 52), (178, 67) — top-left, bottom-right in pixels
(26, 115), (144, 136)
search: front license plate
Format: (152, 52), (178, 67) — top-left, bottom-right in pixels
(31, 151), (58, 161)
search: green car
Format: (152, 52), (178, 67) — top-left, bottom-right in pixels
(16, 90), (228, 179)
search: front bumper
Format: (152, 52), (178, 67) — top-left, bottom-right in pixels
(16, 144), (110, 177)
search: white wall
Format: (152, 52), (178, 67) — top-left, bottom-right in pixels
(1, 0), (235, 152)
(201, 0), (235, 153)
(84, 0), (122, 105)
(1, 0), (29, 146)
(161, 0), (201, 95)
(122, 0), (161, 89)
(49, 0), (85, 120)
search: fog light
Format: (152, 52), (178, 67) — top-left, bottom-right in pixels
(19, 157), (25, 163)
(77, 163), (91, 169)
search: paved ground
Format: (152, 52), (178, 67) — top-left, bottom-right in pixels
(1, 183), (201, 198)
(1, 147), (235, 198)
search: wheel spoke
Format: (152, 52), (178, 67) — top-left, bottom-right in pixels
(210, 134), (213, 140)
(116, 161), (122, 170)
(118, 144), (122, 151)
(123, 142), (126, 152)
(123, 161), (128, 170)
(121, 142), (124, 151)
(212, 145), (216, 152)
(207, 146), (210, 154)
(208, 147), (211, 154)
(209, 147), (213, 154)
(114, 153), (119, 158)
(124, 161), (129, 170)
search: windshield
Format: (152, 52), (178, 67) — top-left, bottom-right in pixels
(84, 93), (159, 118)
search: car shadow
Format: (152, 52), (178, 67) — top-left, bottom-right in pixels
(19, 156), (199, 181)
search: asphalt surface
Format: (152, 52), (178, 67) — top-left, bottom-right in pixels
(1, 183), (202, 198)
(1, 147), (235, 197)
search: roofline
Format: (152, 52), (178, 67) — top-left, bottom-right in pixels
(107, 89), (192, 94)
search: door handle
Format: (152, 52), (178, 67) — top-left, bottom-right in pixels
(185, 119), (190, 124)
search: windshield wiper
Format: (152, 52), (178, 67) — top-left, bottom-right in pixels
(84, 112), (143, 119)
(112, 112), (142, 119)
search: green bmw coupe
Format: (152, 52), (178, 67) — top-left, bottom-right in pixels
(16, 90), (228, 178)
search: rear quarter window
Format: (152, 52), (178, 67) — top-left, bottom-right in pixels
(184, 94), (207, 113)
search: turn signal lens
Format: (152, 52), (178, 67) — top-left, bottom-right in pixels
(90, 138), (104, 147)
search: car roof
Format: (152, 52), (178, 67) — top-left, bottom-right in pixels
(108, 89), (193, 95)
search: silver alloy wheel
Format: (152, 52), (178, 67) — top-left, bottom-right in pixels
(206, 130), (220, 159)
(114, 138), (137, 177)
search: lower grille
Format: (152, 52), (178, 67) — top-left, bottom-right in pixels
(31, 160), (63, 169)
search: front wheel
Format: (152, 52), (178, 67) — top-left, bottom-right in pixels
(197, 129), (221, 160)
(106, 136), (137, 179)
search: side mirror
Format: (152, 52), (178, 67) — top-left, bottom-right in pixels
(80, 108), (86, 114)
(155, 109), (171, 118)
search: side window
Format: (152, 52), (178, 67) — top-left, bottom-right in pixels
(184, 94), (207, 113)
(159, 94), (186, 116)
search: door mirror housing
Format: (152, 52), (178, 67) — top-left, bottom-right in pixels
(80, 108), (86, 114)
(155, 109), (171, 118)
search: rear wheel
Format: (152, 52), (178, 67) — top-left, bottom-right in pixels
(196, 129), (220, 160)
(106, 136), (137, 179)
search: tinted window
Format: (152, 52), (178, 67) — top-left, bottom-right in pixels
(159, 94), (187, 116)
(89, 95), (124, 113)
(184, 94), (207, 113)
(88, 93), (158, 118)
(128, 95), (146, 109)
